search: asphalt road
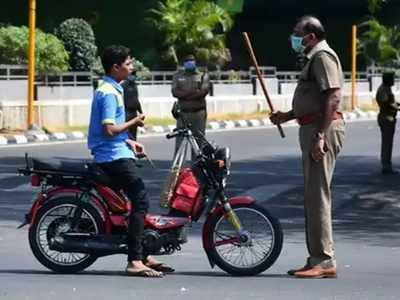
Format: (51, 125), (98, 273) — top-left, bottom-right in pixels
(0, 120), (399, 300)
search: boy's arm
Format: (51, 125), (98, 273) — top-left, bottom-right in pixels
(100, 94), (145, 137)
(104, 116), (145, 137)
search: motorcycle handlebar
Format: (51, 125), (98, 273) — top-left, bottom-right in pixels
(166, 128), (188, 139)
(166, 131), (180, 139)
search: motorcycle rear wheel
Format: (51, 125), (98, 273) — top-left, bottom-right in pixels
(205, 203), (283, 276)
(29, 196), (105, 273)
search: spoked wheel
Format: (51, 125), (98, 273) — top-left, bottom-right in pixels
(29, 196), (104, 273)
(206, 203), (283, 276)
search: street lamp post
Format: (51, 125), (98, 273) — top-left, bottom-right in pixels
(351, 24), (358, 111)
(27, 0), (36, 129)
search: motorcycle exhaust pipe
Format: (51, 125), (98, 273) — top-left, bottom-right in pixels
(49, 234), (128, 256)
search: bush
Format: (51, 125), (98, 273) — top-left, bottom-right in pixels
(0, 25), (69, 73)
(134, 59), (151, 80)
(55, 18), (98, 71)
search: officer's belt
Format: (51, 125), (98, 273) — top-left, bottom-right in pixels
(297, 111), (343, 126)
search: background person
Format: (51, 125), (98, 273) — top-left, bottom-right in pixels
(376, 71), (400, 175)
(171, 54), (210, 159)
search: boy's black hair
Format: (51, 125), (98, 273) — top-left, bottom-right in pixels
(101, 45), (131, 74)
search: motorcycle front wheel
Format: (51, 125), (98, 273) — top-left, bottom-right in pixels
(205, 203), (283, 276)
(29, 196), (105, 273)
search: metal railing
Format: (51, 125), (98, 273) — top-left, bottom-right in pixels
(0, 64), (386, 88)
(0, 65), (93, 86)
(0, 65), (27, 80)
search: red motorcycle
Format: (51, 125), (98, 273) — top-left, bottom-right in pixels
(19, 126), (283, 276)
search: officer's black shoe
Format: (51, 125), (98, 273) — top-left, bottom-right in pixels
(382, 168), (399, 175)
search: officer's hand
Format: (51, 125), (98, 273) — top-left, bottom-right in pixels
(133, 114), (145, 127)
(311, 138), (326, 162)
(270, 111), (288, 125)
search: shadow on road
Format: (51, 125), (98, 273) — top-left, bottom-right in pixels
(0, 154), (399, 246)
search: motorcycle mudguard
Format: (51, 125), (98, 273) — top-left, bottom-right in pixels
(28, 187), (112, 233)
(202, 196), (255, 254)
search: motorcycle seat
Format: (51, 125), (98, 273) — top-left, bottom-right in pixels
(31, 158), (114, 186)
(32, 158), (92, 175)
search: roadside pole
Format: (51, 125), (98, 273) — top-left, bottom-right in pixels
(351, 24), (358, 111)
(27, 0), (36, 129)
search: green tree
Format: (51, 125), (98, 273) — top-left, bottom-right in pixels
(55, 18), (98, 71)
(358, 0), (400, 68)
(367, 0), (387, 15)
(149, 0), (233, 67)
(134, 59), (151, 79)
(0, 25), (69, 73)
(359, 19), (400, 68)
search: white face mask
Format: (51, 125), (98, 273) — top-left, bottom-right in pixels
(290, 35), (305, 54)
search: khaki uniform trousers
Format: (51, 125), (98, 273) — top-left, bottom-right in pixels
(378, 115), (396, 171)
(175, 109), (207, 159)
(299, 119), (345, 268)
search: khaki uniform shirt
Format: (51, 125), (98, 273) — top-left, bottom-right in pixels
(171, 70), (210, 112)
(376, 85), (399, 121)
(292, 40), (343, 118)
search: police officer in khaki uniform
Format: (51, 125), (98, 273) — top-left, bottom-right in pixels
(376, 71), (399, 174)
(271, 16), (345, 279)
(172, 54), (210, 157)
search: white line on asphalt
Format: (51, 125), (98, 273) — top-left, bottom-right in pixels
(0, 183), (33, 192)
(0, 173), (19, 179)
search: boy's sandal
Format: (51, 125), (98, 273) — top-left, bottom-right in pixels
(126, 268), (164, 278)
(146, 262), (175, 273)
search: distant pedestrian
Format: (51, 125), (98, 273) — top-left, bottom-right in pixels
(122, 70), (143, 140)
(171, 54), (210, 159)
(271, 15), (345, 279)
(376, 71), (400, 175)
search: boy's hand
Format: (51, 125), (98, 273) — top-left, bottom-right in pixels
(126, 139), (146, 158)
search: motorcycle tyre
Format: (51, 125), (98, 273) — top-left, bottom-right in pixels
(29, 196), (105, 274)
(205, 203), (283, 276)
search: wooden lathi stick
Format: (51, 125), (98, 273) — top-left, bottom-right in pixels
(243, 32), (285, 138)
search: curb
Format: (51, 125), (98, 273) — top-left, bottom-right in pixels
(0, 111), (379, 145)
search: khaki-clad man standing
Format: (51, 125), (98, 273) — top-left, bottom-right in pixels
(171, 54), (210, 158)
(271, 16), (345, 279)
(376, 71), (399, 174)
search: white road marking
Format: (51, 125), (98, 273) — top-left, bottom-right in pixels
(0, 183), (33, 192)
(0, 173), (19, 179)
